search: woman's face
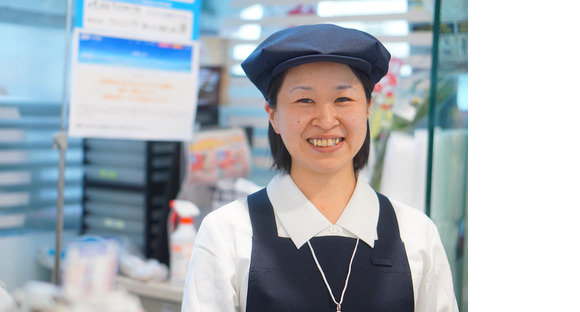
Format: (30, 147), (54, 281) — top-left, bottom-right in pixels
(267, 62), (370, 177)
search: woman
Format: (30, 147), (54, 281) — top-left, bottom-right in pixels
(182, 24), (458, 312)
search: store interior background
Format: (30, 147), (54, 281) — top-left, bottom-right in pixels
(0, 0), (467, 310)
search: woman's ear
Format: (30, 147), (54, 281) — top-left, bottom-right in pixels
(265, 103), (279, 133)
(366, 99), (372, 118)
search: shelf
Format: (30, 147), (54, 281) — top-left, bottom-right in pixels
(0, 5), (66, 29)
(116, 276), (183, 303)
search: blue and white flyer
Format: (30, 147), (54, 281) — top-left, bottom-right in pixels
(68, 0), (202, 141)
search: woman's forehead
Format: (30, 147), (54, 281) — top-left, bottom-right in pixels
(285, 61), (352, 74)
(281, 62), (361, 87)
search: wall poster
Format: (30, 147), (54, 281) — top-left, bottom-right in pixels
(68, 0), (202, 141)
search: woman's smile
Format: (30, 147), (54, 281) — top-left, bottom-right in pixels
(307, 137), (344, 147)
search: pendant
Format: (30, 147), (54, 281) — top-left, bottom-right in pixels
(336, 303), (341, 312)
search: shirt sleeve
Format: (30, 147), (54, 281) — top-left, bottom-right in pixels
(181, 214), (240, 312)
(414, 222), (460, 312)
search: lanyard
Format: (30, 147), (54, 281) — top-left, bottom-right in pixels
(307, 238), (359, 312)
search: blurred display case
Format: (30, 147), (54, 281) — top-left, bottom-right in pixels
(81, 139), (182, 265)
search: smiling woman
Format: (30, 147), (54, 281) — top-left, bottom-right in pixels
(181, 24), (459, 312)
(267, 62), (369, 180)
(264, 58), (374, 178)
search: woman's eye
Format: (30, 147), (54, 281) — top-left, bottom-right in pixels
(336, 97), (352, 103)
(297, 98), (314, 103)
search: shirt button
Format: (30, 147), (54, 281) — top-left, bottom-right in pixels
(329, 226), (338, 234)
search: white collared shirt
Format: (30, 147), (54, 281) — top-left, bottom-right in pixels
(182, 175), (459, 312)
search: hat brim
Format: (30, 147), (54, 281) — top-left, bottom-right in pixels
(272, 54), (372, 78)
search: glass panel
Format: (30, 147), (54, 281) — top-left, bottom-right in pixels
(429, 0), (468, 310)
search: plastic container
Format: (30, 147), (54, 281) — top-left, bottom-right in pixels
(169, 200), (200, 286)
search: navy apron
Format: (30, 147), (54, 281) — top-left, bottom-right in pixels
(246, 188), (414, 312)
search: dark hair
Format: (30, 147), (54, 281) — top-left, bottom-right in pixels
(266, 65), (374, 175)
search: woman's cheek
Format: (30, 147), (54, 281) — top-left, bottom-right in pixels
(349, 109), (368, 124)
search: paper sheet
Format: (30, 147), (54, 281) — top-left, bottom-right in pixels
(68, 29), (200, 141)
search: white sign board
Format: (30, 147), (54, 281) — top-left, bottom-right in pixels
(68, 29), (200, 141)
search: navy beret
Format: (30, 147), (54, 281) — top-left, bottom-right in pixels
(241, 23), (391, 99)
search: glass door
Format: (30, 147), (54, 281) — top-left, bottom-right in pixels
(426, 0), (468, 310)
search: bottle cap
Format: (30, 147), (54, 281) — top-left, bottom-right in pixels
(180, 217), (193, 224)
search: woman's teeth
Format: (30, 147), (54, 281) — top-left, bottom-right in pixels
(308, 138), (343, 147)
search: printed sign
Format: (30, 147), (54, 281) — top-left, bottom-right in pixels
(68, 29), (200, 141)
(75, 0), (201, 40)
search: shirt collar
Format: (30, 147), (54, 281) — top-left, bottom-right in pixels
(266, 174), (379, 249)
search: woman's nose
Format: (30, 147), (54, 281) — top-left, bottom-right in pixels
(312, 102), (339, 130)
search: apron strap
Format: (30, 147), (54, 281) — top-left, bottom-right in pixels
(247, 188), (277, 237)
(375, 192), (403, 241)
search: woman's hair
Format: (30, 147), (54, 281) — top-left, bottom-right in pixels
(266, 65), (374, 175)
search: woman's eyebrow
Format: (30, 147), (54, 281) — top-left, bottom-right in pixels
(290, 85), (312, 93)
(335, 84), (354, 90)
(290, 84), (354, 93)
